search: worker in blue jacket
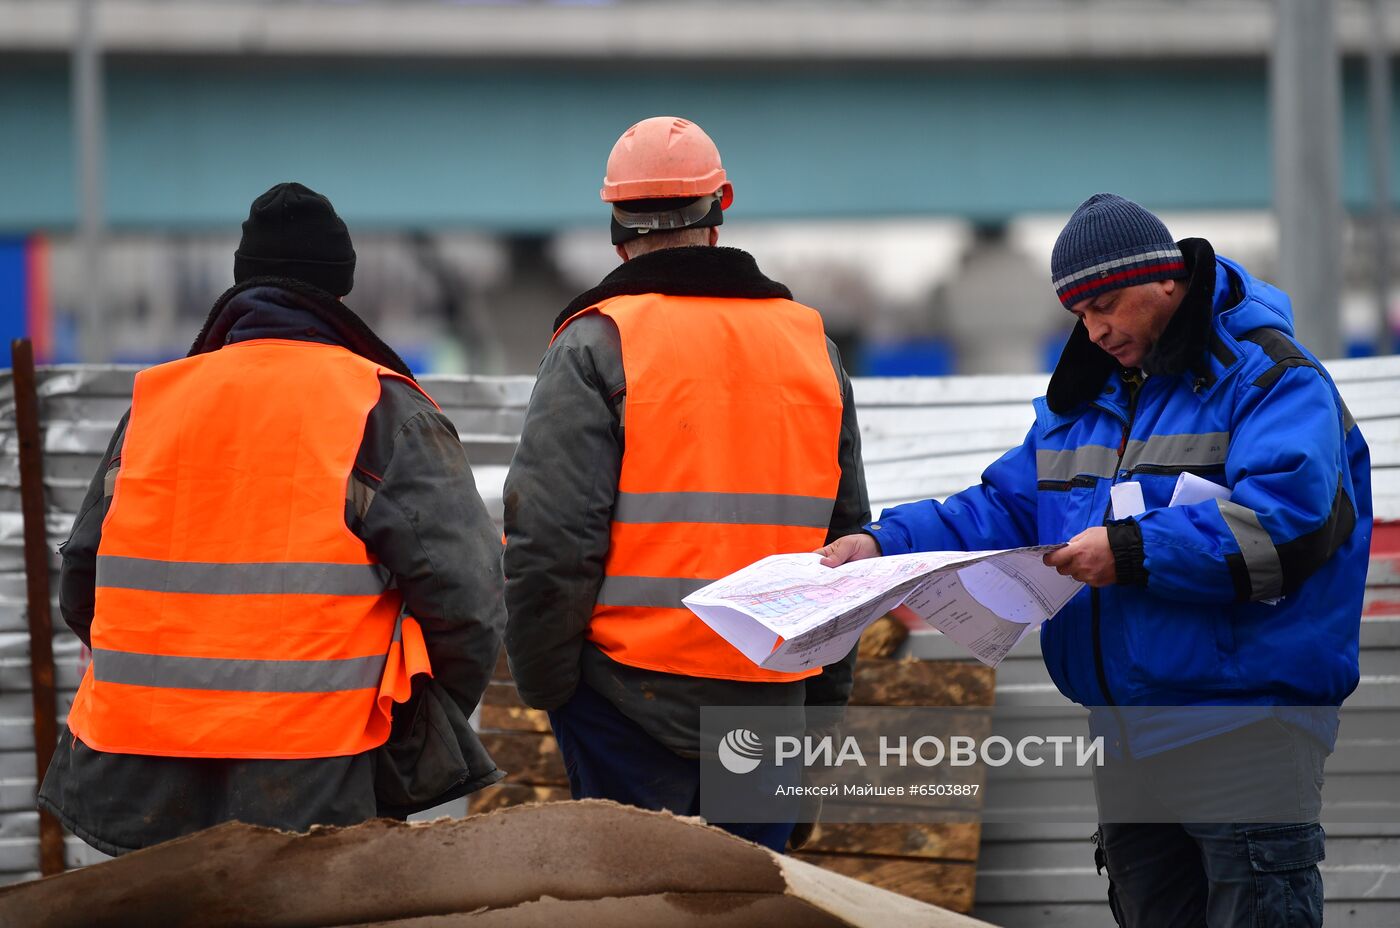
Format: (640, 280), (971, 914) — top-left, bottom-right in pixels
(821, 194), (1371, 928)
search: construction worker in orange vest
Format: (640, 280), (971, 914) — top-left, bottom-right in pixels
(503, 117), (870, 852)
(39, 182), (506, 855)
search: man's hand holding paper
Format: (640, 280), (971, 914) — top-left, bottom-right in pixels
(1042, 527), (1117, 587)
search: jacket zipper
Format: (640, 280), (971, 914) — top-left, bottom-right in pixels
(1093, 372), (1143, 708)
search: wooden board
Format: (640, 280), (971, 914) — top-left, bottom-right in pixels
(481, 682), (551, 733)
(792, 853), (977, 913)
(492, 649), (512, 682)
(470, 783), (572, 815)
(480, 703), (551, 733)
(801, 822), (981, 862)
(850, 657), (995, 708)
(477, 730), (569, 788)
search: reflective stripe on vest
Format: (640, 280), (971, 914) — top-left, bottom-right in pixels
(66, 340), (435, 759)
(89, 608), (417, 693)
(557, 294), (843, 682)
(95, 556), (392, 596)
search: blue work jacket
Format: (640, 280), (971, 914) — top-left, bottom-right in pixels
(868, 246), (1372, 755)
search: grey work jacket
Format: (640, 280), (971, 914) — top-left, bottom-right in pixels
(39, 283), (506, 855)
(503, 246), (871, 756)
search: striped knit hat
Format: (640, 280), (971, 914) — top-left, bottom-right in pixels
(1051, 194), (1185, 308)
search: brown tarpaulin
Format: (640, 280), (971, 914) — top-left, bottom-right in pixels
(0, 800), (993, 927)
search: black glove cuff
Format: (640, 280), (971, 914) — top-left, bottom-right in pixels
(1107, 518), (1149, 586)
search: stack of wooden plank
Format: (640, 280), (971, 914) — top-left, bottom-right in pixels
(474, 631), (995, 915)
(473, 652), (571, 813)
(788, 654), (994, 913)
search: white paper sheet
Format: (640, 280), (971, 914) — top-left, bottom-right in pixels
(683, 546), (1084, 670)
(1168, 472), (1232, 507)
(1162, 474), (1279, 603)
(1110, 481), (1146, 520)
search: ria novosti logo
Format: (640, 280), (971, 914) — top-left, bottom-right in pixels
(718, 728), (765, 774)
(715, 727), (1105, 775)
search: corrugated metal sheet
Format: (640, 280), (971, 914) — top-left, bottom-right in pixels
(1, 359), (1397, 927)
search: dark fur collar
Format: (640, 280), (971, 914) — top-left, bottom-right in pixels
(1045, 238), (1216, 414)
(552, 246), (792, 332)
(190, 277), (415, 379)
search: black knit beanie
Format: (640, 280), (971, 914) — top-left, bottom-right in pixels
(233, 182), (356, 297)
(1050, 193), (1185, 308)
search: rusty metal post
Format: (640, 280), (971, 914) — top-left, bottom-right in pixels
(11, 339), (65, 876)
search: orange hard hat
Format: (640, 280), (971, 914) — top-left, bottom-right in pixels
(600, 116), (734, 209)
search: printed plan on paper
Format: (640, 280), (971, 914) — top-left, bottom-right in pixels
(683, 547), (1084, 670)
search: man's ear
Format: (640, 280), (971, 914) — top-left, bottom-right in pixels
(707, 227), (720, 247)
(615, 245), (630, 263)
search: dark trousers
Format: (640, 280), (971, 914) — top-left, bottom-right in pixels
(548, 679), (796, 853)
(1093, 720), (1327, 927)
(1096, 821), (1325, 928)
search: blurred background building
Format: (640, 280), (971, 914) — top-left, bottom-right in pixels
(1, 0), (1398, 375)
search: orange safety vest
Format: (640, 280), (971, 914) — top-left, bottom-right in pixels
(555, 293), (844, 683)
(66, 339), (433, 759)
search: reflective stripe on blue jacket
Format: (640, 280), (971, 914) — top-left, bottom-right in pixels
(867, 247), (1372, 755)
